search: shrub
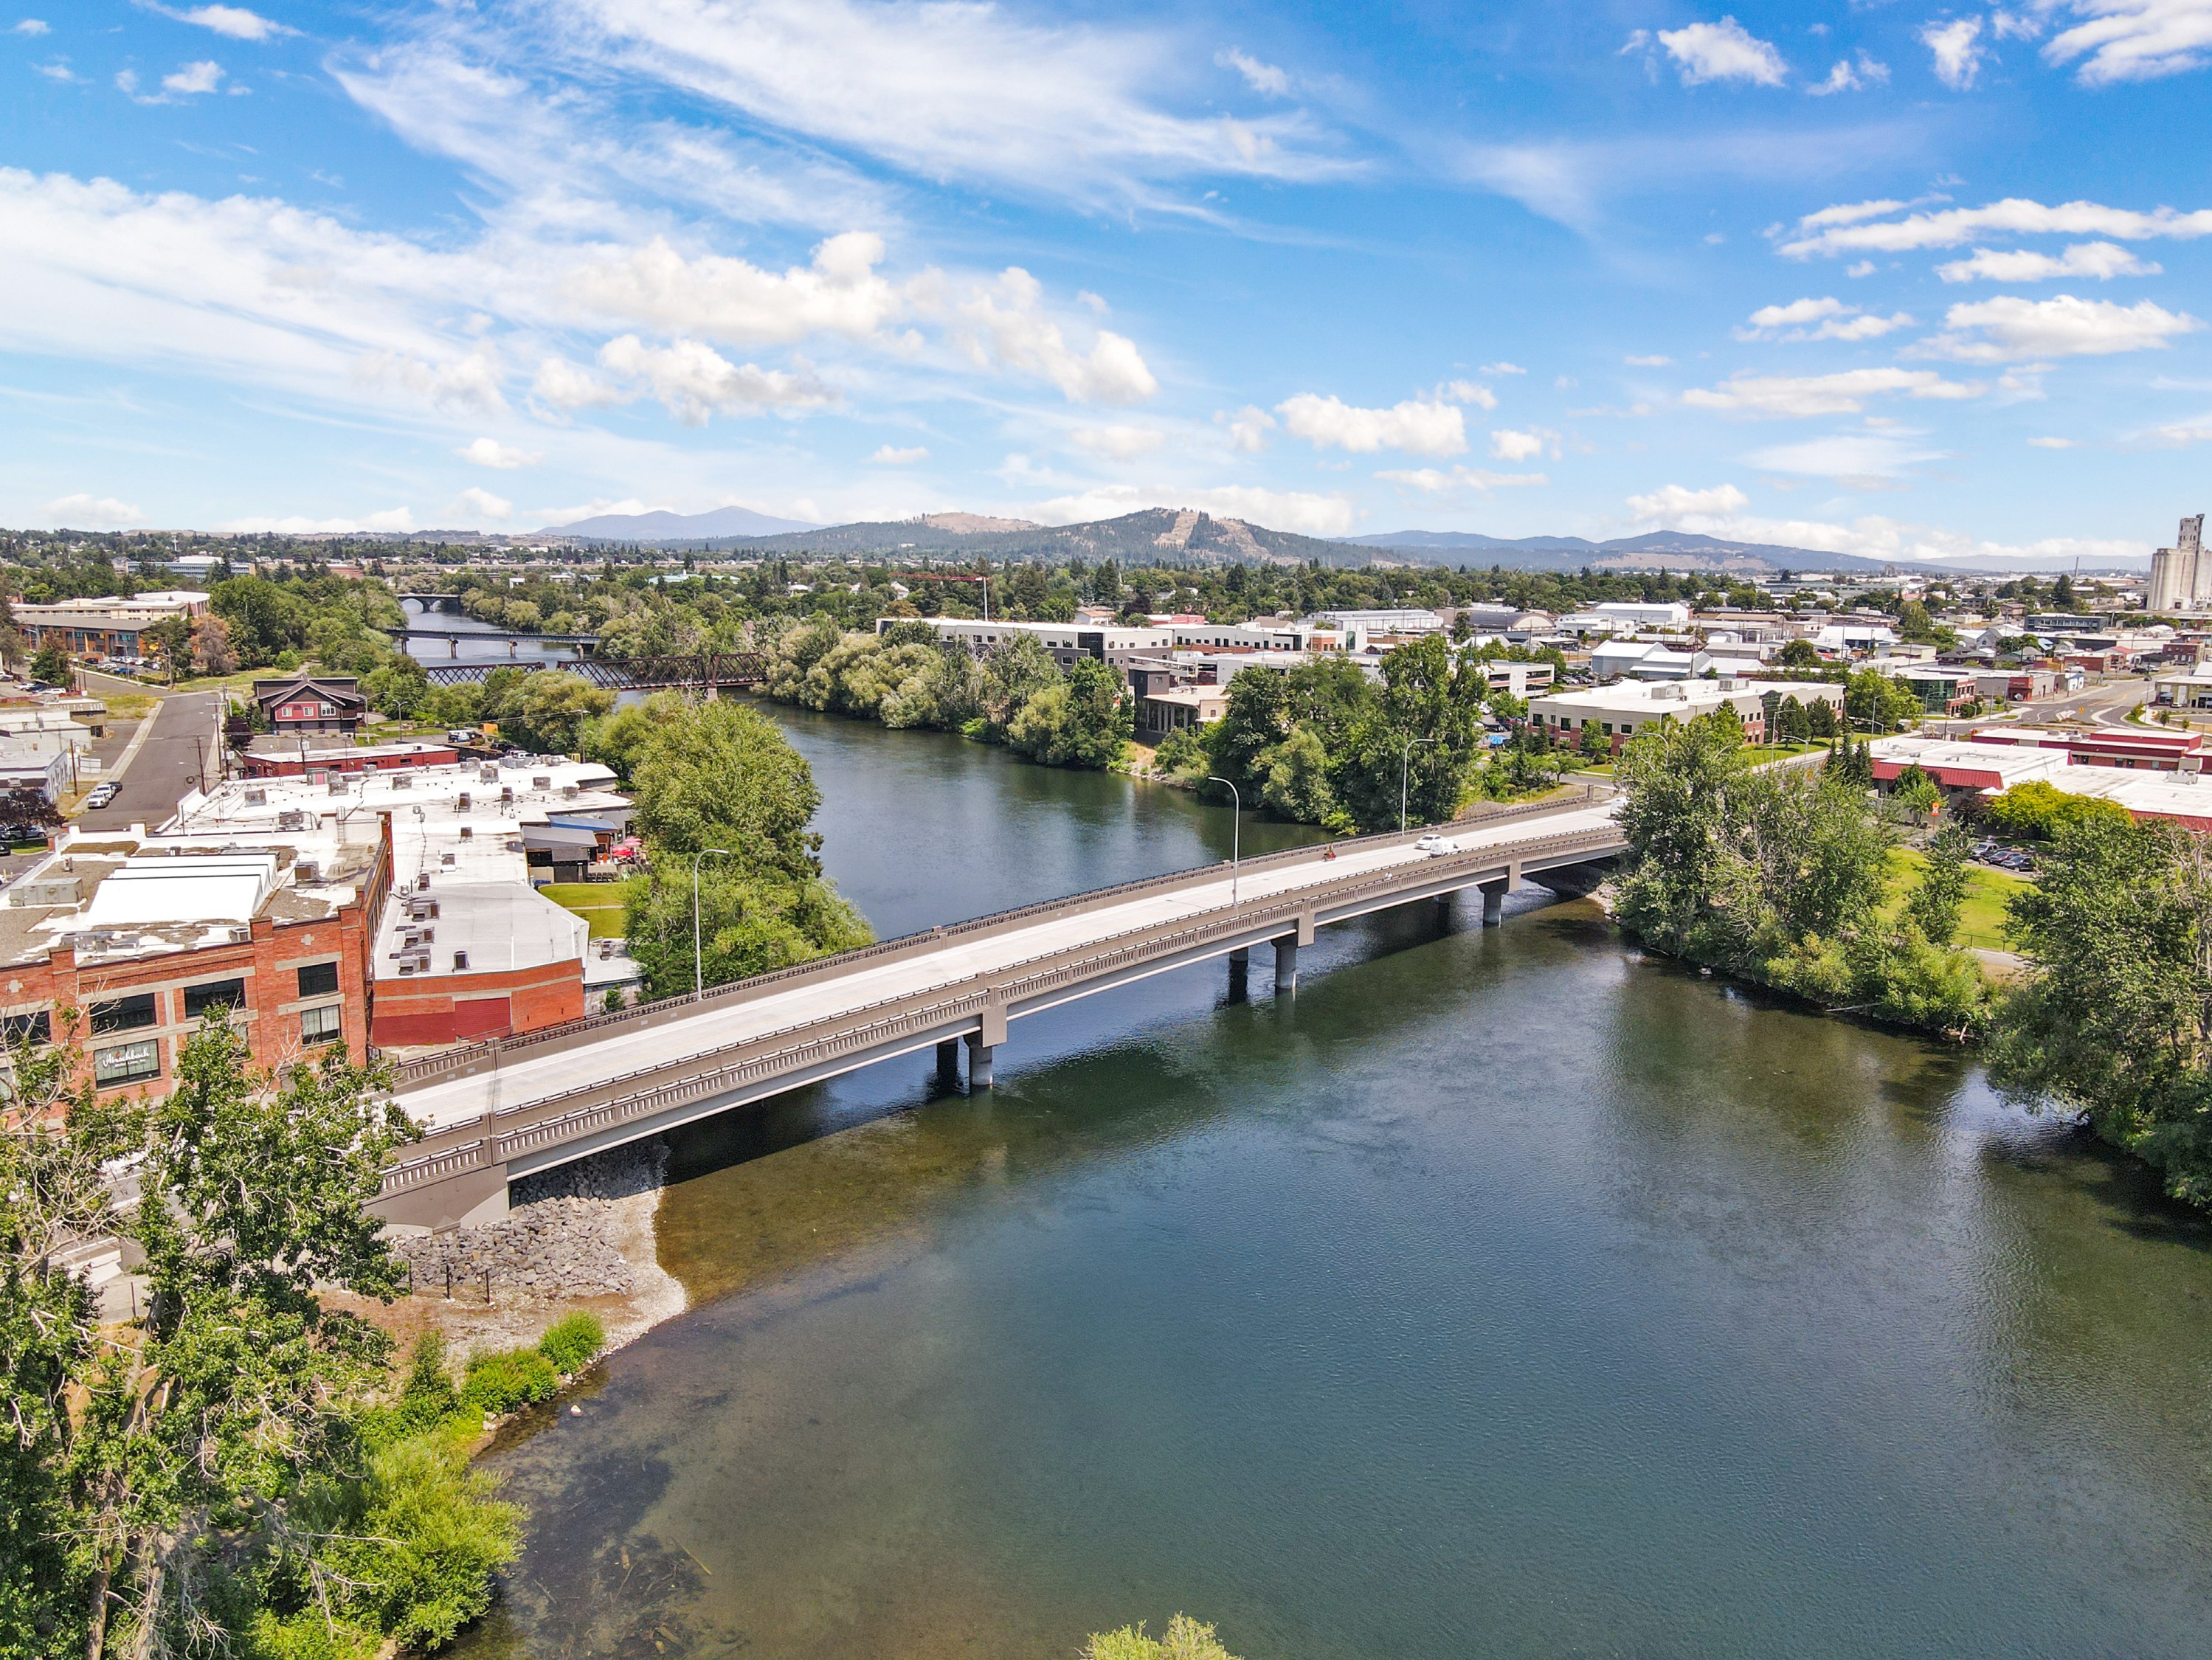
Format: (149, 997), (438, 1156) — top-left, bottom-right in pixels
(461, 1347), (559, 1415)
(539, 1311), (606, 1374)
(319, 1435), (522, 1653)
(393, 1332), (460, 1435)
(1086, 1615), (1242, 1660)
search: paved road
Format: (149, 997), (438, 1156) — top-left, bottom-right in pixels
(76, 691), (222, 832)
(398, 800), (1623, 1133)
(1927, 675), (2149, 739)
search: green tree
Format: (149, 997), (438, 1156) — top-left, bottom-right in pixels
(1990, 812), (2212, 1206)
(1006, 657), (1131, 769)
(1845, 668), (1919, 734)
(1805, 696), (1839, 740)
(579, 690), (692, 779)
(1257, 724), (1337, 823)
(629, 699), (829, 879)
(1087, 1614), (1243, 1660)
(1905, 820), (1973, 947)
(1984, 780), (2132, 842)
(1775, 638), (1822, 670)
(623, 861), (871, 998)
(1577, 720), (1610, 762)
(505, 669), (615, 755)
(30, 641), (69, 685)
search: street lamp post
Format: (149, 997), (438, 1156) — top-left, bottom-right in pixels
(1400, 736), (1438, 834)
(1206, 776), (1241, 905)
(690, 847), (734, 999)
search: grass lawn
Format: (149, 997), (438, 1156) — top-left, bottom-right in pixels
(1886, 848), (2027, 950)
(539, 879), (636, 939)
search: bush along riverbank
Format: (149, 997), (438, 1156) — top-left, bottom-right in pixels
(1614, 708), (2212, 1216)
(1610, 710), (1992, 1038)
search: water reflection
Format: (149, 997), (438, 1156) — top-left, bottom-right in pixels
(454, 719), (2212, 1660)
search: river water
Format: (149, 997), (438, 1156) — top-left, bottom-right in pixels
(454, 708), (2212, 1660)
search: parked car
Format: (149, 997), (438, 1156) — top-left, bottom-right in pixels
(1414, 834), (1452, 857)
(85, 782), (120, 809)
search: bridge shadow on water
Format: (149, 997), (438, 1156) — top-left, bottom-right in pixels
(651, 888), (1557, 1309)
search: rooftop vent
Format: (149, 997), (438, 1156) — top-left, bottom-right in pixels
(500, 786), (514, 803)
(455, 792), (471, 811)
(440, 851), (455, 867)
(459, 825), (473, 840)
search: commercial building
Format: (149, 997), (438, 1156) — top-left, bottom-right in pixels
(1528, 678), (1843, 752)
(2151, 665), (2212, 710)
(1588, 640), (1710, 682)
(1591, 601), (1693, 629)
(1967, 724), (2204, 771)
(2147, 514), (2208, 612)
(879, 616), (1176, 668)
(1137, 685), (1230, 735)
(13, 591), (210, 658)
(1870, 734), (2212, 832)
(241, 739), (463, 778)
(0, 817), (387, 1099)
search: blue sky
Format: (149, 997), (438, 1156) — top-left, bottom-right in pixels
(3, 1), (2208, 564)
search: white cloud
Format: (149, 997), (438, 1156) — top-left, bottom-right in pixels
(2150, 421), (2212, 445)
(1915, 294), (2202, 361)
(1919, 18), (1988, 89)
(1781, 196), (2212, 258)
(162, 5), (288, 41)
(595, 334), (834, 424)
(1743, 431), (1947, 480)
(547, 0), (1349, 208)
(444, 486), (513, 522)
(1655, 18), (1789, 86)
(1276, 393), (1467, 456)
(868, 443), (927, 463)
(1847, 260), (1879, 277)
(1216, 46), (1289, 96)
(33, 58), (75, 80)
(2027, 435), (2078, 447)
(2040, 0), (2212, 84)
(1442, 378), (1499, 410)
(934, 267), (1157, 404)
(41, 493), (143, 528)
(530, 357), (621, 410)
(355, 345), (507, 415)
(1684, 367), (1985, 416)
(564, 232), (905, 347)
(1621, 505), (2149, 568)
(219, 508), (416, 534)
(1221, 405), (1276, 453)
(1808, 52), (1890, 93)
(457, 437), (541, 468)
(1935, 241), (2161, 281)
(1625, 353), (1673, 367)
(1376, 466), (1549, 494)
(1481, 361), (1527, 375)
(1489, 427), (1558, 462)
(1070, 424), (1166, 460)
(1736, 297), (1914, 341)
(13, 18), (49, 35)
(1626, 483), (1752, 524)
(162, 60), (224, 97)
(1033, 483), (1356, 537)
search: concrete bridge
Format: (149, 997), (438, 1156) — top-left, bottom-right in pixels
(373, 796), (1625, 1229)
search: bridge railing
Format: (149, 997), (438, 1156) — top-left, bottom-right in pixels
(387, 786), (1602, 1091)
(377, 818), (1622, 1197)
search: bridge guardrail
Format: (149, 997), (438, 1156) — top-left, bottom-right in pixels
(389, 787), (1604, 1092)
(378, 819), (1622, 1196)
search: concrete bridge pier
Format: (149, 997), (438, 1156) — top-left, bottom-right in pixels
(936, 1039), (959, 1087)
(448, 637), (459, 658)
(1479, 878), (1508, 927)
(1273, 936), (1299, 992)
(965, 1033), (995, 1090)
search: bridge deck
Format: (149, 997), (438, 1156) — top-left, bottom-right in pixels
(379, 800), (1622, 1222)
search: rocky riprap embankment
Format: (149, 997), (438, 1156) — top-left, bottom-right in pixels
(393, 1138), (667, 1304)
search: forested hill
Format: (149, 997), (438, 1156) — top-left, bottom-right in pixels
(613, 508), (1371, 567)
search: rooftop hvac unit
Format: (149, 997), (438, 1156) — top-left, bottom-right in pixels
(243, 788), (266, 806)
(391, 771), (412, 788)
(500, 786), (514, 803)
(327, 776), (348, 795)
(294, 860), (319, 884)
(405, 894), (439, 920)
(533, 775), (552, 789)
(417, 870), (432, 888)
(277, 809), (308, 832)
(479, 764), (499, 783)
(229, 927), (251, 944)
(560, 784), (578, 800)
(440, 851), (455, 867)
(456, 792), (471, 811)
(459, 825), (473, 840)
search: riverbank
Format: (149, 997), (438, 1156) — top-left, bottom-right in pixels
(350, 1140), (684, 1364)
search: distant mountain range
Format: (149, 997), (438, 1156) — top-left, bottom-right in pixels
(541, 505), (820, 539)
(525, 505), (2146, 576)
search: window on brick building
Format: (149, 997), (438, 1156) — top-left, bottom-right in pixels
(90, 992), (156, 1034)
(297, 961), (339, 997)
(94, 1039), (159, 1087)
(300, 1004), (342, 1045)
(2, 1010), (50, 1045)
(183, 978), (246, 1020)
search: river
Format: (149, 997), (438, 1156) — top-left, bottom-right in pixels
(452, 706), (2212, 1660)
